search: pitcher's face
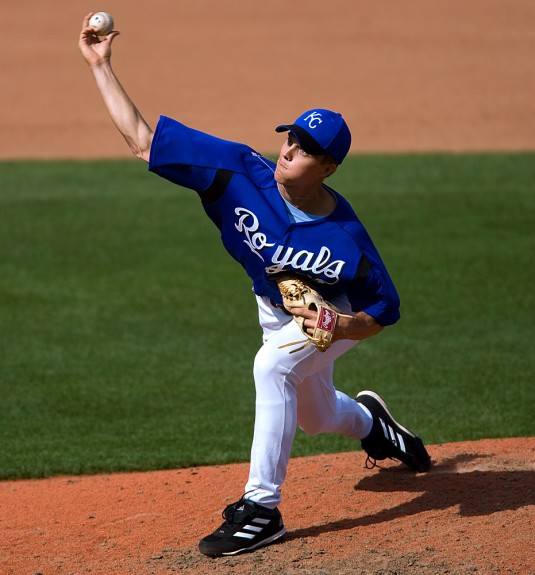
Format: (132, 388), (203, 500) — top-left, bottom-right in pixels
(274, 133), (336, 188)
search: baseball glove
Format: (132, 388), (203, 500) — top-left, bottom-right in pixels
(276, 275), (352, 353)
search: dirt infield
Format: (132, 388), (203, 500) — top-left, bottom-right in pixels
(2, 439), (534, 575)
(2, 0), (535, 159)
(2, 1), (534, 573)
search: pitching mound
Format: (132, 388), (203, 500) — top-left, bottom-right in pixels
(2, 437), (534, 574)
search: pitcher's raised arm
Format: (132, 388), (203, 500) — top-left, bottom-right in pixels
(78, 13), (153, 162)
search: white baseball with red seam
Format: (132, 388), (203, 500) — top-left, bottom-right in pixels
(89, 12), (114, 35)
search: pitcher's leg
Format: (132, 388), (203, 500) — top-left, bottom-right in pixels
(297, 366), (373, 439)
(245, 341), (299, 508)
(245, 318), (362, 507)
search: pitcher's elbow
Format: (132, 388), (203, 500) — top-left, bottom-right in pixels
(129, 137), (152, 163)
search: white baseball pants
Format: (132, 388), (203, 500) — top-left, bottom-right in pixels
(245, 295), (373, 508)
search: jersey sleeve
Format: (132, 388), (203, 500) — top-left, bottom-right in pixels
(349, 259), (401, 326)
(335, 206), (401, 327)
(148, 115), (253, 195)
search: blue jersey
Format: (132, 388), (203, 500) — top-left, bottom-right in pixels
(148, 116), (400, 326)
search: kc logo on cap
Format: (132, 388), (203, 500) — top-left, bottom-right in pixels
(303, 111), (323, 129)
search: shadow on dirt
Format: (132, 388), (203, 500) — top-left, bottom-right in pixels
(287, 452), (535, 541)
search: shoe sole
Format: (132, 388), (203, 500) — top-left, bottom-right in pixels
(357, 390), (431, 472)
(219, 527), (287, 556)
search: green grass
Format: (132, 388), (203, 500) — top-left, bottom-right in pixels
(0, 154), (533, 479)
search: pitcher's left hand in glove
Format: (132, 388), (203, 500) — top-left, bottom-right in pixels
(276, 275), (353, 353)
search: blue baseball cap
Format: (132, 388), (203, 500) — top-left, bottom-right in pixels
(275, 109), (352, 164)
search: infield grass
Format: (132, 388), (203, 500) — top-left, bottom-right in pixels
(0, 153), (533, 479)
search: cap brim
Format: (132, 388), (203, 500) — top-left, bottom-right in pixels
(275, 124), (327, 156)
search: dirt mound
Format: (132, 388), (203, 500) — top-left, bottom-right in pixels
(2, 438), (534, 574)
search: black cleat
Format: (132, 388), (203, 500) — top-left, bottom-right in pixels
(199, 496), (286, 557)
(356, 390), (431, 472)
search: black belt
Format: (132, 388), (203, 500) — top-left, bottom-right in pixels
(270, 299), (292, 315)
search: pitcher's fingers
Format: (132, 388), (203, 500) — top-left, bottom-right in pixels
(82, 12), (94, 28)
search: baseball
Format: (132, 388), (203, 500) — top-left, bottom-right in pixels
(88, 12), (114, 36)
